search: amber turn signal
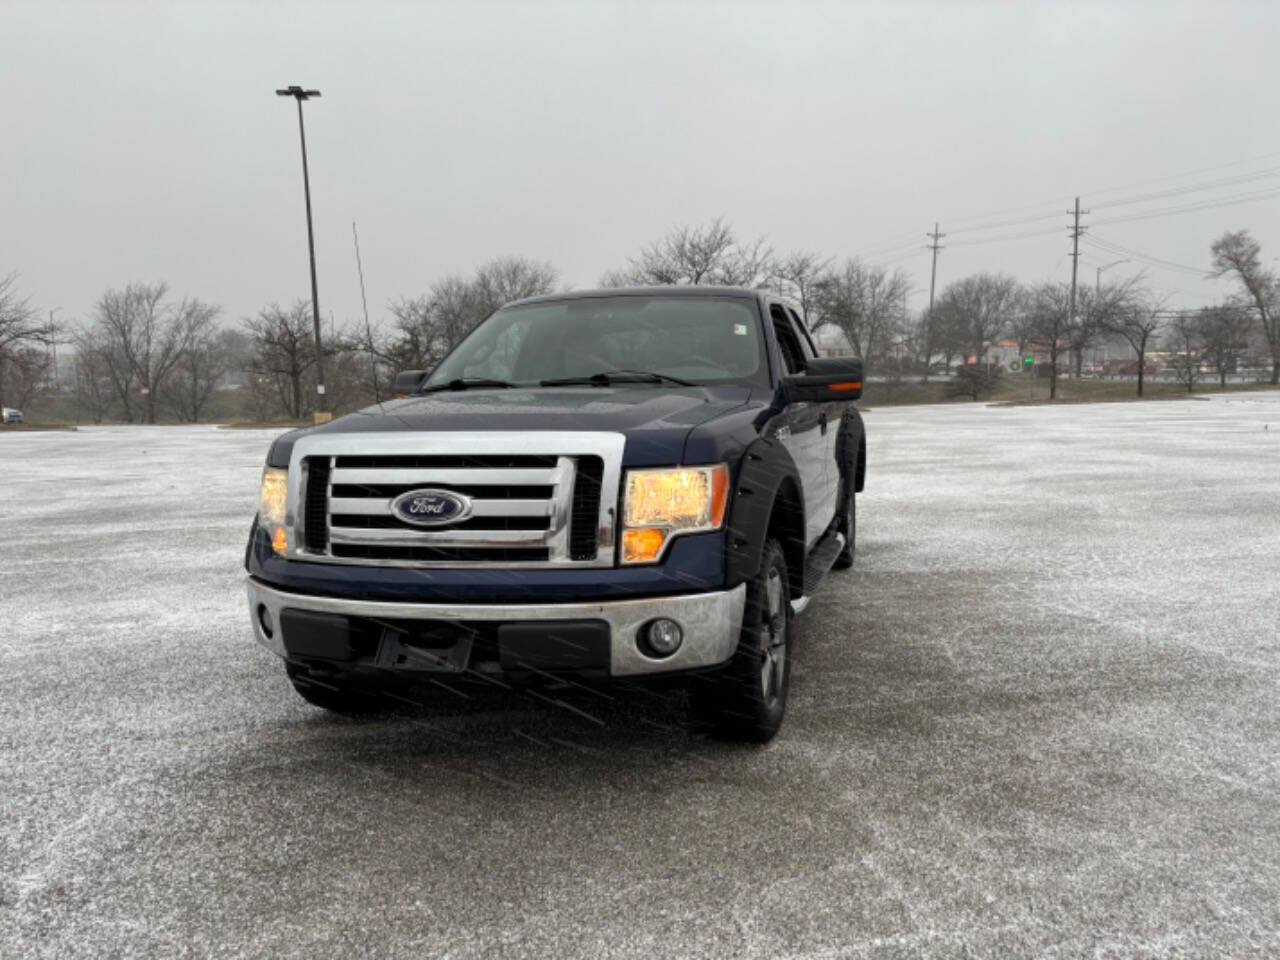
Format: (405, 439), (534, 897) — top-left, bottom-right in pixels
(622, 527), (666, 564)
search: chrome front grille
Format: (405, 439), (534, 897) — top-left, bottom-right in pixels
(286, 432), (625, 569)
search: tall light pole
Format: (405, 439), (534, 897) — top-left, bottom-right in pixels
(1093, 260), (1130, 374)
(47, 307), (62, 388)
(276, 85), (329, 423)
(1096, 259), (1129, 294)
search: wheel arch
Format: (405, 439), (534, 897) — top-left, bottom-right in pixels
(837, 409), (867, 493)
(724, 438), (806, 599)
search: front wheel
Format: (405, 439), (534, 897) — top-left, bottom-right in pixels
(690, 537), (792, 743)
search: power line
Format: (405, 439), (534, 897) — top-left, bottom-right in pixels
(1090, 186), (1280, 227)
(1092, 166), (1280, 210)
(846, 149), (1280, 258)
(869, 248), (929, 267)
(947, 210), (1064, 235)
(853, 233), (929, 260)
(947, 225), (1064, 247)
(1083, 235), (1210, 277)
(920, 150), (1280, 235)
(1082, 149), (1280, 201)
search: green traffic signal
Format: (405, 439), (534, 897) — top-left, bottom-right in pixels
(1024, 356), (1034, 367)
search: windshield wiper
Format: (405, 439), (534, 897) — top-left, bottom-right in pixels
(419, 377), (518, 394)
(539, 370), (696, 388)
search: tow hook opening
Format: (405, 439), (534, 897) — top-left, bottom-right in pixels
(256, 604), (274, 639)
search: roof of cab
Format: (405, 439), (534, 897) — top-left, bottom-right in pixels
(504, 285), (766, 309)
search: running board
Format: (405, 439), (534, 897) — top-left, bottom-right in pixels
(802, 530), (846, 595)
(791, 530), (846, 617)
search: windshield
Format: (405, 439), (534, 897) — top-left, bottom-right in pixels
(424, 295), (768, 388)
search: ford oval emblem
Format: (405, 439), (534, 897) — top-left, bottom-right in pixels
(390, 488), (473, 527)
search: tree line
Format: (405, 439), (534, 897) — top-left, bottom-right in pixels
(2, 222), (1276, 421)
(599, 218), (1277, 399)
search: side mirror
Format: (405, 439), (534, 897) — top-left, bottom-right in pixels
(782, 356), (863, 402)
(393, 370), (427, 398)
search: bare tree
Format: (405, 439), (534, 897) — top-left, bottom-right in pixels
(1210, 230), (1277, 383)
(0, 346), (51, 412)
(84, 282), (220, 422)
(385, 293), (447, 372)
(773, 251), (830, 329)
(385, 257), (558, 373)
(0, 273), (49, 409)
(473, 256), (559, 312)
(1025, 283), (1071, 399)
(1008, 290), (1039, 366)
(1103, 289), (1164, 397)
(934, 273), (1021, 370)
(1069, 277), (1144, 379)
(1164, 314), (1203, 393)
(903, 309), (936, 382)
(243, 374), (279, 423)
(812, 259), (911, 374)
(1197, 304), (1252, 388)
(1066, 284), (1123, 379)
(603, 218), (775, 288)
(244, 301), (318, 420)
(69, 340), (114, 423)
(164, 326), (233, 421)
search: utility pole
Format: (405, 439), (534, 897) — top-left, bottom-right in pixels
(1068, 197), (1086, 321)
(1062, 196), (1089, 399)
(352, 221), (380, 402)
(47, 308), (61, 390)
(924, 222), (945, 383)
(276, 85), (329, 423)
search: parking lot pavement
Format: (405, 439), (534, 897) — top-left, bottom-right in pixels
(2, 394), (1279, 958)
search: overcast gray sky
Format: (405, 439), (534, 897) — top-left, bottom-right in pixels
(3, 0), (1278, 333)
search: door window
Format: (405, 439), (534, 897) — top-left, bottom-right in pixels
(787, 307), (819, 360)
(770, 305), (806, 376)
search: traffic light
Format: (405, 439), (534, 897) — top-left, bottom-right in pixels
(1024, 355), (1034, 368)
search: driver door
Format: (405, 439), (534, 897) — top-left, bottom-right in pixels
(770, 304), (828, 549)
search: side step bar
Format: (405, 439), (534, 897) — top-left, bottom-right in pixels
(791, 530), (846, 616)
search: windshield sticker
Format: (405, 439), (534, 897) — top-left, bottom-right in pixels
(733, 323), (747, 336)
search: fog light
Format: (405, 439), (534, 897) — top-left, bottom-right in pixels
(642, 618), (683, 658)
(257, 603), (274, 639)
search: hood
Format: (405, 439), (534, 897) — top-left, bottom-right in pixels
(267, 385), (756, 467)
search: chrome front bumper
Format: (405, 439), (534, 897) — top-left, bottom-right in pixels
(246, 578), (746, 677)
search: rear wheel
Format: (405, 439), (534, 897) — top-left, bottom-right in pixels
(691, 538), (792, 743)
(285, 662), (386, 713)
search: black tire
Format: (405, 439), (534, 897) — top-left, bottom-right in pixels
(832, 471), (856, 569)
(285, 662), (386, 714)
(691, 537), (792, 743)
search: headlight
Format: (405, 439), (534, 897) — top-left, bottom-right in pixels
(258, 466), (289, 554)
(621, 464), (729, 564)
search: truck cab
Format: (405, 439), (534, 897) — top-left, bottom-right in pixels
(246, 287), (865, 741)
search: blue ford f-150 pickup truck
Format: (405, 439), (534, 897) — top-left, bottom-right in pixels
(246, 286), (866, 741)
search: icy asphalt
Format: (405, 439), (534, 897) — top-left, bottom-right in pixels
(2, 393), (1278, 959)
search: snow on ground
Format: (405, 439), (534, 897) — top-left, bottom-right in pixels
(1, 396), (1278, 958)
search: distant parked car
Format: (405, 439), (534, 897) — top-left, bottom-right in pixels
(1117, 362), (1159, 376)
(1, 407), (23, 424)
